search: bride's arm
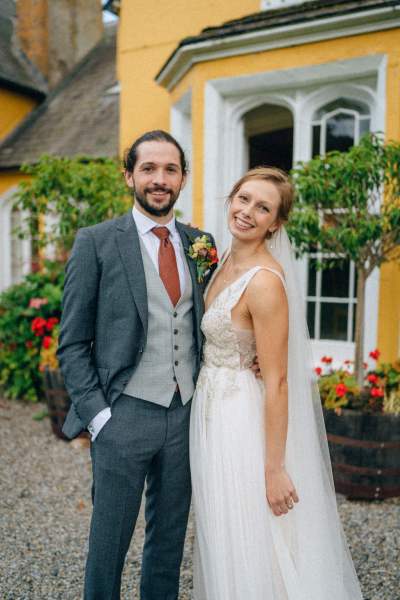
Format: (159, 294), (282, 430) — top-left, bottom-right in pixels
(246, 270), (299, 516)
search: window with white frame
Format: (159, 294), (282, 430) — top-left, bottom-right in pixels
(306, 98), (371, 342)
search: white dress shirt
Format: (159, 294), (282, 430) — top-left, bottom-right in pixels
(88, 206), (186, 440)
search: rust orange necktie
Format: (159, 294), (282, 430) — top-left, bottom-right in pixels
(152, 227), (181, 306)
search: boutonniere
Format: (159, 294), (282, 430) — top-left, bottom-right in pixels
(187, 235), (219, 283)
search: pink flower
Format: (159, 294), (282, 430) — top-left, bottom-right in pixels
(29, 298), (48, 309)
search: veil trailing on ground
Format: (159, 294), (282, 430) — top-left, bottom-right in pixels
(265, 227), (363, 599)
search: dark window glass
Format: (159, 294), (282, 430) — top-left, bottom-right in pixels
(326, 112), (355, 153)
(307, 301), (316, 339)
(307, 259), (317, 296)
(320, 302), (348, 340)
(359, 117), (370, 138)
(312, 125), (321, 157)
(248, 128), (293, 171)
(352, 303), (357, 342)
(321, 260), (350, 298)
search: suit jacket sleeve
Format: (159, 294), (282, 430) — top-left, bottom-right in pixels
(57, 228), (109, 427)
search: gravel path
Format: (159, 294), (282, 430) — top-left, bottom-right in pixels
(0, 399), (399, 600)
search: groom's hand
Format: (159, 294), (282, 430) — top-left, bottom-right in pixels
(251, 355), (263, 379)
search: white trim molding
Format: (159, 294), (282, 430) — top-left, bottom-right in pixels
(0, 186), (31, 292)
(201, 53), (386, 361)
(156, 4), (400, 90)
(171, 88), (193, 223)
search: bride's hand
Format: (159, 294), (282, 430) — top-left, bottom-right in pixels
(265, 466), (299, 516)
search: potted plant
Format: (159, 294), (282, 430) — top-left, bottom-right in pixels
(316, 351), (400, 499)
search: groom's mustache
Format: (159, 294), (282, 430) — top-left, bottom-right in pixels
(145, 186), (173, 195)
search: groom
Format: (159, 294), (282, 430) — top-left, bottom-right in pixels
(57, 130), (217, 599)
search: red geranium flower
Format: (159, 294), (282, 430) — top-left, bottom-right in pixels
(42, 336), (52, 349)
(321, 356), (333, 364)
(369, 349), (380, 361)
(344, 359), (352, 365)
(367, 373), (378, 384)
(31, 317), (47, 337)
(370, 387), (384, 398)
(25, 341), (34, 349)
(46, 317), (59, 331)
(335, 383), (348, 397)
(314, 367), (322, 376)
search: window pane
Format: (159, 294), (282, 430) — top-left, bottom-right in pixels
(326, 112), (355, 153)
(321, 260), (350, 298)
(307, 301), (316, 339)
(320, 302), (348, 341)
(359, 117), (370, 138)
(312, 125), (321, 157)
(307, 258), (317, 296)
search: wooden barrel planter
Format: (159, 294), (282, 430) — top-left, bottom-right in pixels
(43, 368), (89, 441)
(324, 408), (400, 499)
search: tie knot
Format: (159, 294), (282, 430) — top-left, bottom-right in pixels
(152, 227), (170, 241)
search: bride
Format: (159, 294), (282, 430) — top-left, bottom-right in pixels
(190, 167), (364, 599)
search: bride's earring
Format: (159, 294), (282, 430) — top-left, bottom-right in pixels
(268, 231), (276, 249)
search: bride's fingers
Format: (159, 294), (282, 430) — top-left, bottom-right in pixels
(291, 489), (299, 503)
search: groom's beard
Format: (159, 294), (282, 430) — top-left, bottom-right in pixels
(133, 185), (180, 217)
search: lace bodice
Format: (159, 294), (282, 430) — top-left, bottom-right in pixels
(201, 266), (286, 371)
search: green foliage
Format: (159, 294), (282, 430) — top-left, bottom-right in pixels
(288, 133), (400, 274)
(13, 155), (130, 253)
(0, 262), (64, 402)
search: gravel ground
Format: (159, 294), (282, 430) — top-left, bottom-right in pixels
(0, 399), (399, 600)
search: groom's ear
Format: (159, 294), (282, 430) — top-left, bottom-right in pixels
(124, 170), (134, 189)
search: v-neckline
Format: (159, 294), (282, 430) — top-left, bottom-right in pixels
(204, 261), (259, 315)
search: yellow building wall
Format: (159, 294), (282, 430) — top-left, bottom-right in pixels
(0, 171), (29, 195)
(169, 28), (400, 361)
(0, 88), (37, 142)
(118, 0), (259, 153)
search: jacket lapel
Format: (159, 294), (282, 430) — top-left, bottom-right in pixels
(176, 221), (205, 352)
(116, 211), (148, 335)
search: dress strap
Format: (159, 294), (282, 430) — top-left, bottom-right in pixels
(227, 266), (287, 311)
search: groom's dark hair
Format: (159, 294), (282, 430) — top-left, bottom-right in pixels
(124, 130), (188, 175)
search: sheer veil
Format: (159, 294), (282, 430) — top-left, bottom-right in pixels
(265, 227), (363, 598)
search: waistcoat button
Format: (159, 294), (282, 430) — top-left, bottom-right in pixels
(175, 360), (179, 366)
(174, 345), (179, 350)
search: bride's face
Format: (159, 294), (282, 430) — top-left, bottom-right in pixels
(228, 179), (281, 242)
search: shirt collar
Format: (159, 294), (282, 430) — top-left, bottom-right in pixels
(132, 204), (177, 237)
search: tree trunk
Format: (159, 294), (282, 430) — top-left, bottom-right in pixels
(354, 267), (366, 387)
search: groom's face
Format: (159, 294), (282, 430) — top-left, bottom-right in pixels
(125, 141), (186, 218)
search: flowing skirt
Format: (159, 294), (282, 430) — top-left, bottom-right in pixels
(190, 365), (363, 600)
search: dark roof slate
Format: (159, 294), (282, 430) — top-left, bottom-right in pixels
(158, 0), (400, 77)
(0, 24), (118, 169)
(0, 0), (46, 96)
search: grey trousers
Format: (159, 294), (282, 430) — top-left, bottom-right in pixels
(84, 392), (192, 600)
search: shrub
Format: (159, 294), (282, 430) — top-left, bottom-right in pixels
(0, 261), (63, 402)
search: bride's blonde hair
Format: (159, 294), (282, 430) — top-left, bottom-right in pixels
(227, 167), (295, 238)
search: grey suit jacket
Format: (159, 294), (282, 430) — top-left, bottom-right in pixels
(57, 210), (217, 439)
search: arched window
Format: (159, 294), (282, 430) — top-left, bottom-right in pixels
(307, 98), (371, 342)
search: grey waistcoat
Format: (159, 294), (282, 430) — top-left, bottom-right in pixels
(123, 239), (196, 406)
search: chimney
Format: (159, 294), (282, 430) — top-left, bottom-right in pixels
(16, 0), (104, 88)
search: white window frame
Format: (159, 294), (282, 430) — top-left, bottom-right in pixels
(170, 54), (386, 364)
(0, 186), (31, 292)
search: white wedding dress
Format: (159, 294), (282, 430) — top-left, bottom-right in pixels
(190, 237), (364, 600)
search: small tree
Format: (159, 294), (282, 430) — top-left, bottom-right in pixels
(13, 154), (130, 259)
(288, 133), (400, 385)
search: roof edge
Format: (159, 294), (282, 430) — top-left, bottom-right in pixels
(156, 3), (400, 90)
